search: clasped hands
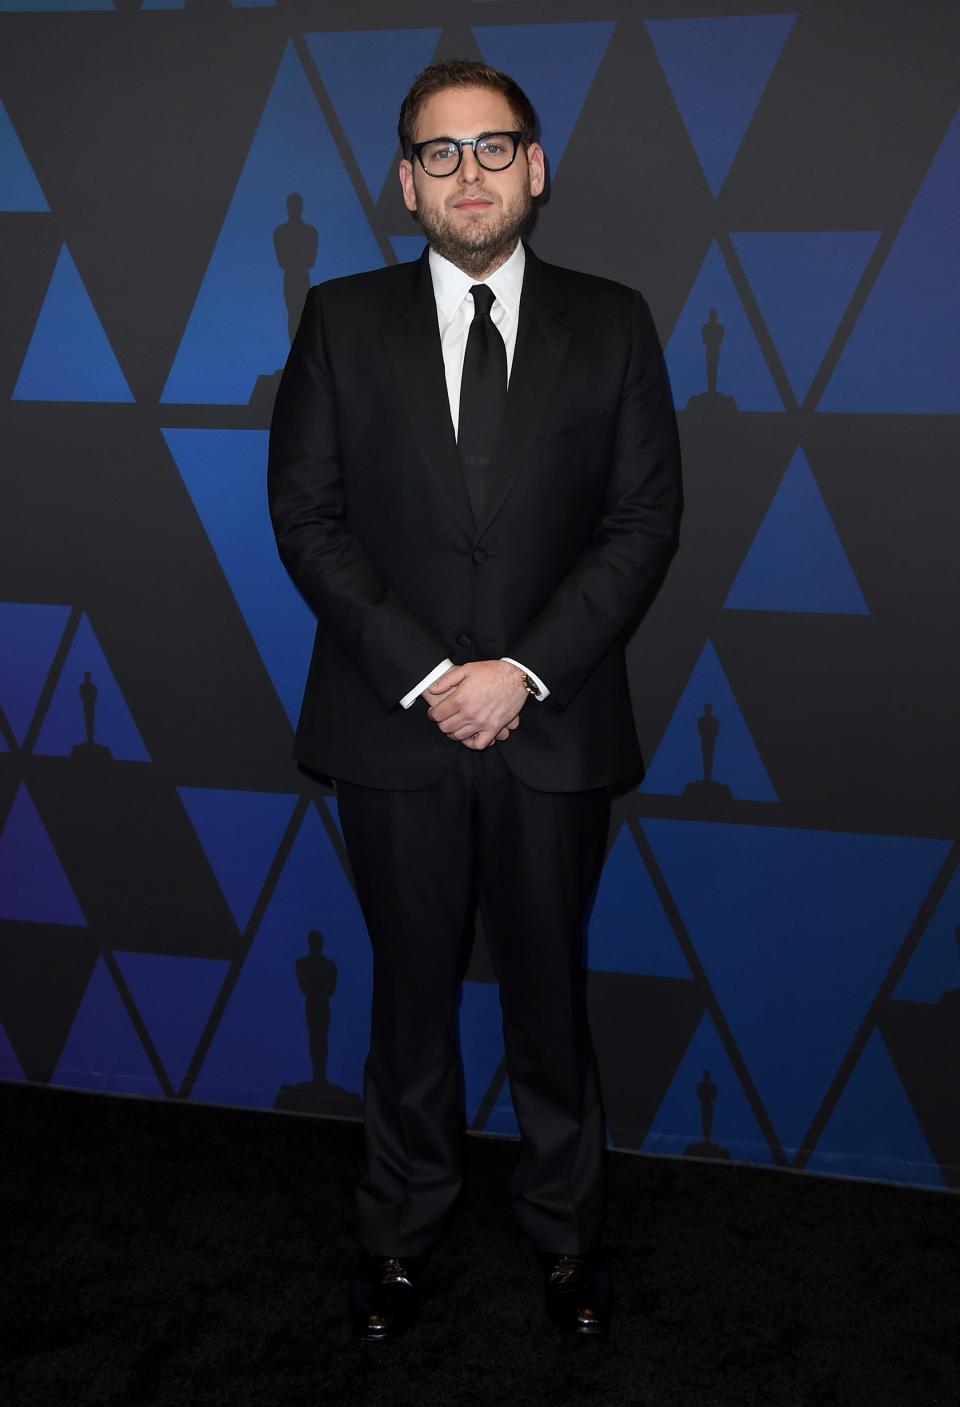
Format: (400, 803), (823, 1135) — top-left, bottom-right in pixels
(425, 660), (529, 750)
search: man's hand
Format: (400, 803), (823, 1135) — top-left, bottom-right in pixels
(426, 660), (529, 749)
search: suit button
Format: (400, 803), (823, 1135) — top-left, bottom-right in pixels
(456, 632), (473, 648)
(472, 547), (488, 565)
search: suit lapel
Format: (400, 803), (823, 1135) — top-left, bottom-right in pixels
(380, 252), (475, 542)
(476, 250), (571, 538)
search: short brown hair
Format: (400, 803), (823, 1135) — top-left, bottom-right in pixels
(397, 58), (539, 155)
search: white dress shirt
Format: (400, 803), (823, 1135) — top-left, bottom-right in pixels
(399, 242), (549, 708)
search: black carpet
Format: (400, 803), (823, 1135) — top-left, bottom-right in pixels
(1, 1083), (957, 1406)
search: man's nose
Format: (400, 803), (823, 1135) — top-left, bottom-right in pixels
(458, 146), (483, 182)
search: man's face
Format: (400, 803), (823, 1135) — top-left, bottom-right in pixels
(399, 86), (545, 277)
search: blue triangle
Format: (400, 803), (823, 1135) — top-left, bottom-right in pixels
(163, 429), (315, 728)
(642, 1011), (775, 1165)
(664, 241), (783, 410)
(587, 825), (691, 977)
(460, 980), (518, 1136)
(177, 787), (297, 931)
(0, 785), (86, 926)
(732, 231), (880, 403)
(390, 235), (426, 263)
(33, 613), (150, 760)
(0, 99), (48, 210)
(641, 640), (777, 802)
(51, 957), (164, 1098)
(645, 15), (796, 196)
(0, 603), (70, 745)
(162, 44), (383, 404)
(472, 22), (615, 175)
(725, 448), (868, 614)
(0, 1019), (25, 1082)
(304, 30), (440, 200)
(114, 952), (229, 1092)
(192, 801), (372, 1109)
(893, 866), (960, 1003)
(805, 1031), (944, 1187)
(642, 819), (950, 1155)
(820, 108), (960, 412)
(13, 245), (133, 403)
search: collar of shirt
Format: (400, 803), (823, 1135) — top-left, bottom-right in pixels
(427, 240), (526, 335)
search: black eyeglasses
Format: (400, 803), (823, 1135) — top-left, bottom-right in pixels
(408, 131), (523, 177)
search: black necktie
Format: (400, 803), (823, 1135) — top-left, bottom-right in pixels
(457, 284), (507, 523)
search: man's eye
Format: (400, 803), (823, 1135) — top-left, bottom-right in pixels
(430, 146), (456, 162)
(479, 142), (502, 155)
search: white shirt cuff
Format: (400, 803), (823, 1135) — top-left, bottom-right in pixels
(501, 657), (549, 701)
(400, 658), (454, 709)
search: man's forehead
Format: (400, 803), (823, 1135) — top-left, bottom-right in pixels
(414, 86), (516, 138)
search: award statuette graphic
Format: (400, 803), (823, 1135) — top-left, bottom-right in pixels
(685, 308), (738, 420)
(72, 671), (111, 762)
(684, 1069), (732, 1160)
(275, 930), (363, 1118)
(249, 193), (319, 418)
(684, 703), (733, 804)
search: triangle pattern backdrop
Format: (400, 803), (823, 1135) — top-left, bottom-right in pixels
(14, 246), (134, 403)
(164, 429), (316, 728)
(0, 99), (48, 210)
(114, 952), (230, 1093)
(0, 1021), (25, 1083)
(664, 241), (783, 410)
(642, 819), (950, 1157)
(177, 787), (298, 933)
(52, 957), (164, 1099)
(587, 825), (692, 978)
(0, 785), (86, 927)
(162, 43), (382, 405)
(0, 2), (112, 9)
(732, 231), (880, 403)
(304, 29), (441, 199)
(191, 802), (372, 1110)
(804, 1031), (944, 1187)
(471, 22), (615, 175)
(640, 640), (778, 801)
(644, 14), (796, 196)
(642, 1011), (775, 1166)
(725, 448), (869, 614)
(893, 866), (960, 1004)
(33, 614), (151, 761)
(0, 603), (71, 746)
(820, 107), (960, 413)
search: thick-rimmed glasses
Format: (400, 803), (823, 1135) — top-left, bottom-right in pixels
(408, 131), (523, 177)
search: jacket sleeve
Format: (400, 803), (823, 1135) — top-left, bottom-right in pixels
(267, 287), (450, 710)
(506, 291), (683, 710)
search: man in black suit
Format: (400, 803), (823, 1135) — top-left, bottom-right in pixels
(268, 59), (682, 1340)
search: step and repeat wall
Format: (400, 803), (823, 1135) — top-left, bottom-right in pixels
(1, 0), (959, 1191)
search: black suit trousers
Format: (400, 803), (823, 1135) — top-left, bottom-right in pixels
(336, 742), (610, 1258)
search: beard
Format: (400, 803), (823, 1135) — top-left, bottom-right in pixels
(414, 184), (534, 277)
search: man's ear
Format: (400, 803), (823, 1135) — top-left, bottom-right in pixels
(399, 158), (418, 213)
(526, 142), (546, 199)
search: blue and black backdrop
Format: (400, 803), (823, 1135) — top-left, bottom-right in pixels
(1, 0), (959, 1192)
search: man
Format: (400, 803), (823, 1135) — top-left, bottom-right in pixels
(268, 59), (682, 1341)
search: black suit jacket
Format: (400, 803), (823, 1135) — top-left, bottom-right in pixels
(267, 245), (682, 792)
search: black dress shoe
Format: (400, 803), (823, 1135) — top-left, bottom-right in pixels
(349, 1252), (424, 1342)
(537, 1251), (612, 1336)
